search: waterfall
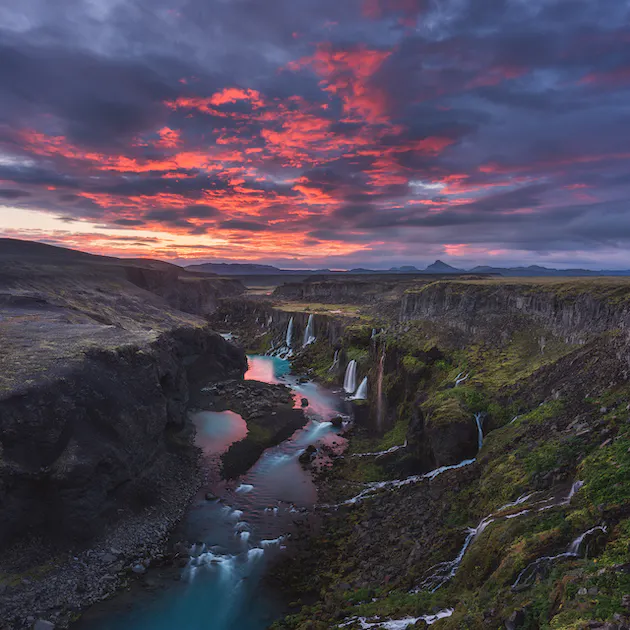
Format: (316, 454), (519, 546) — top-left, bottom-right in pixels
(343, 360), (357, 394)
(371, 328), (377, 339)
(285, 317), (294, 348)
(339, 609), (454, 629)
(512, 525), (606, 590)
(568, 525), (606, 555)
(328, 349), (340, 372)
(474, 412), (484, 451)
(352, 377), (368, 400)
(455, 372), (469, 387)
(303, 314), (316, 347)
(416, 480), (590, 593)
(336, 458), (477, 507)
(376, 347), (385, 429)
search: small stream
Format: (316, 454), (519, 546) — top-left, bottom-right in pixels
(79, 355), (349, 630)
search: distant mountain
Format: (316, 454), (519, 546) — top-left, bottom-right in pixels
(425, 260), (463, 273)
(389, 265), (420, 272)
(187, 262), (285, 275)
(469, 265), (630, 277)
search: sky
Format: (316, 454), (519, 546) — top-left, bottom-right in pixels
(1, 0), (630, 269)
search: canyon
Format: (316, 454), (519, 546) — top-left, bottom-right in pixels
(2, 239), (630, 629)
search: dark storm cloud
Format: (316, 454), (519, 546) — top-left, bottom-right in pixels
(1, 0), (630, 265)
(0, 189), (31, 200)
(0, 35), (179, 148)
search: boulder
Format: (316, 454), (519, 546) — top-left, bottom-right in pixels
(299, 445), (317, 466)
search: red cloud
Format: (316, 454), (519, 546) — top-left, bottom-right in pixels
(288, 43), (391, 123)
(156, 127), (182, 148)
(166, 87), (264, 115)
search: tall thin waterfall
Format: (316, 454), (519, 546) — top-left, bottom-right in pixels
(328, 350), (340, 373)
(303, 314), (316, 347)
(343, 360), (357, 394)
(376, 347), (385, 428)
(474, 412), (484, 451)
(285, 317), (294, 348)
(353, 377), (368, 400)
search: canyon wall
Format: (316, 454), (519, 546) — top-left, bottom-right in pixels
(0, 326), (246, 546)
(400, 280), (630, 342)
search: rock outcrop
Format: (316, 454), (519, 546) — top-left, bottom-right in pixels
(400, 280), (630, 342)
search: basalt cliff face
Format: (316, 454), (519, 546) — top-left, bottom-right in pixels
(0, 244), (247, 546)
(400, 279), (630, 342)
(210, 297), (352, 353)
(0, 241), (249, 627)
(0, 327), (245, 546)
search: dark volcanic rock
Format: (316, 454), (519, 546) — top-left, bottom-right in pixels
(0, 327), (246, 546)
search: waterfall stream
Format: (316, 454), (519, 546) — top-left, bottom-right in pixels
(376, 347), (385, 429)
(343, 360), (357, 394)
(417, 481), (588, 593)
(329, 350), (340, 372)
(352, 377), (368, 400)
(302, 314), (316, 347)
(285, 317), (294, 348)
(474, 412), (484, 451)
(338, 608), (454, 629)
(512, 525), (606, 590)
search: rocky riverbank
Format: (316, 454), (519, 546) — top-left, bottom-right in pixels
(0, 241), (249, 628)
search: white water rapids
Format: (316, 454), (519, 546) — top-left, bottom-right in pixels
(338, 608), (454, 629)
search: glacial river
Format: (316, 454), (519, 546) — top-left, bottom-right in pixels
(79, 355), (349, 630)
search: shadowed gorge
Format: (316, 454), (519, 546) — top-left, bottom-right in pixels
(2, 241), (630, 630)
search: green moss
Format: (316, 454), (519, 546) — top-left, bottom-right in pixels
(580, 434), (630, 509)
(401, 354), (426, 374)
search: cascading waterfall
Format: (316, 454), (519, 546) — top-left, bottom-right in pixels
(285, 316), (294, 348)
(417, 480), (587, 593)
(350, 440), (407, 458)
(344, 360), (357, 394)
(512, 525), (607, 590)
(371, 328), (377, 339)
(352, 377), (368, 400)
(328, 350), (340, 373)
(339, 608), (454, 629)
(474, 412), (484, 450)
(376, 347), (385, 429)
(333, 457), (477, 507)
(303, 314), (316, 347)
(455, 372), (469, 387)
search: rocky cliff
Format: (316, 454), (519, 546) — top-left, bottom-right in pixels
(0, 242), (248, 547)
(0, 241), (249, 628)
(274, 276), (431, 305)
(0, 327), (245, 545)
(400, 279), (630, 342)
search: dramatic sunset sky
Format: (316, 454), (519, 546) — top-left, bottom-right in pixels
(1, 0), (629, 268)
